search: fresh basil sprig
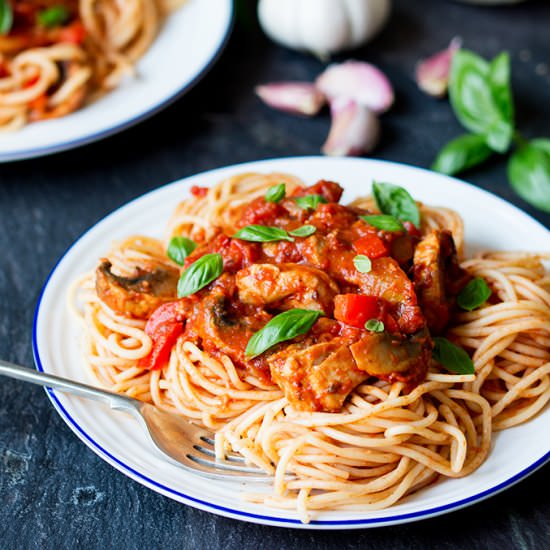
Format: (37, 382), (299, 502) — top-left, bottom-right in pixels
(265, 183), (286, 204)
(245, 309), (322, 358)
(365, 319), (384, 333)
(432, 133), (493, 176)
(353, 255), (372, 273)
(457, 277), (492, 311)
(0, 0), (13, 35)
(37, 6), (70, 28)
(177, 253), (223, 297)
(233, 225), (294, 243)
(372, 182), (420, 227)
(508, 138), (550, 213)
(361, 214), (404, 232)
(294, 194), (327, 211)
(449, 50), (513, 153)
(167, 236), (197, 266)
(289, 225), (316, 238)
(432, 337), (475, 375)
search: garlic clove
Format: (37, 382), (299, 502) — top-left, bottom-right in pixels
(315, 61), (394, 114)
(255, 82), (326, 116)
(322, 97), (380, 156)
(415, 37), (462, 98)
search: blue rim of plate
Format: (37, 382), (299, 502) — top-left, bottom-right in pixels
(32, 157), (550, 528)
(0, 1), (234, 163)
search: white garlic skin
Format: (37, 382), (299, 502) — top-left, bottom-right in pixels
(258, 0), (391, 58)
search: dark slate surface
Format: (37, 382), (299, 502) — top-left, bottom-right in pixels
(1, 0), (549, 548)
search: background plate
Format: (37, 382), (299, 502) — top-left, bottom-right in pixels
(0, 0), (233, 162)
(33, 157), (550, 529)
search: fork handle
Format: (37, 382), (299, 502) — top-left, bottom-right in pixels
(0, 358), (140, 413)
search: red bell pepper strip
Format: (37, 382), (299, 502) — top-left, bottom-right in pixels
(138, 301), (187, 370)
(334, 294), (380, 328)
(353, 234), (389, 259)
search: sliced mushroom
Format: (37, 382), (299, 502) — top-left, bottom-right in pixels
(95, 259), (180, 319)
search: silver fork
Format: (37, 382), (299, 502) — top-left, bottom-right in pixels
(0, 359), (272, 482)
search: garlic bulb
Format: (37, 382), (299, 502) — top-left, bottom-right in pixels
(257, 0), (391, 58)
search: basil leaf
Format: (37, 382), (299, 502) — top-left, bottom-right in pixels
(245, 309), (322, 358)
(432, 133), (493, 176)
(167, 236), (197, 266)
(177, 253), (223, 297)
(490, 52), (514, 125)
(233, 225), (294, 242)
(265, 183), (286, 203)
(372, 182), (420, 227)
(449, 49), (513, 153)
(289, 225), (316, 238)
(294, 194), (327, 210)
(365, 319), (384, 333)
(457, 277), (492, 311)
(0, 0), (13, 35)
(353, 255), (372, 273)
(37, 6), (70, 28)
(361, 214), (404, 232)
(432, 337), (475, 375)
(508, 139), (550, 213)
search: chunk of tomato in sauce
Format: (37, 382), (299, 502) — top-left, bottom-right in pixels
(138, 301), (188, 370)
(353, 234), (389, 259)
(292, 180), (343, 203)
(190, 185), (209, 198)
(334, 294), (379, 328)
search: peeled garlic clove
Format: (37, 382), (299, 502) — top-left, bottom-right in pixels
(416, 37), (462, 98)
(255, 82), (326, 116)
(322, 97), (380, 156)
(315, 61), (394, 114)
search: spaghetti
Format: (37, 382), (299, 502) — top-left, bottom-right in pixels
(70, 172), (550, 522)
(0, 0), (185, 131)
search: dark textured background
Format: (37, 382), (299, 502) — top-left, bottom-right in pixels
(1, 0), (549, 548)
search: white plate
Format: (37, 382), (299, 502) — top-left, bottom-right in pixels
(33, 157), (550, 529)
(0, 0), (233, 162)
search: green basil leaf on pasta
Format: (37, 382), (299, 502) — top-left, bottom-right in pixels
(365, 319), (384, 333)
(265, 183), (286, 203)
(289, 225), (316, 238)
(432, 337), (475, 375)
(457, 277), (492, 311)
(372, 182), (420, 227)
(245, 309), (322, 358)
(37, 6), (70, 28)
(177, 253), (223, 297)
(233, 225), (294, 242)
(353, 254), (372, 273)
(432, 133), (493, 176)
(361, 214), (404, 232)
(167, 236), (197, 266)
(0, 0), (13, 35)
(449, 49), (514, 153)
(508, 139), (550, 213)
(294, 194), (327, 211)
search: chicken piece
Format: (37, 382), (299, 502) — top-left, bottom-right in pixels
(235, 263), (339, 315)
(95, 260), (180, 319)
(350, 329), (432, 386)
(413, 230), (468, 334)
(268, 338), (368, 412)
